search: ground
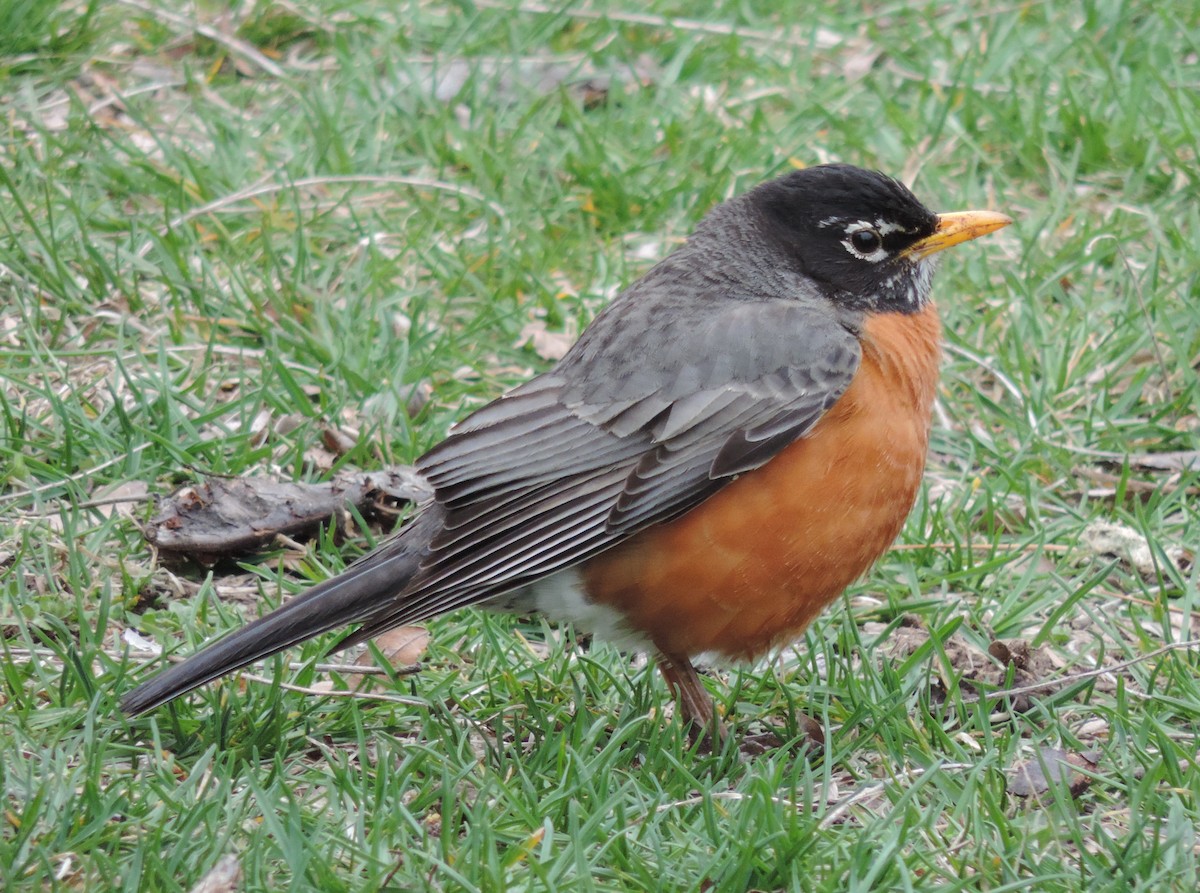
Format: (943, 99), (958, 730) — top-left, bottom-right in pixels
(1, 1), (1198, 891)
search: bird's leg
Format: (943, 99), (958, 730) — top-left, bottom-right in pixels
(657, 653), (726, 746)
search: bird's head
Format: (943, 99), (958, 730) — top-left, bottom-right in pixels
(750, 163), (1010, 314)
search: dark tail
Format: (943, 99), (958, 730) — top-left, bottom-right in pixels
(121, 518), (435, 715)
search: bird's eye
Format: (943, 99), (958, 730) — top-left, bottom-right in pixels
(850, 228), (882, 253)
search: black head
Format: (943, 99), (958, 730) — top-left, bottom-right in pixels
(750, 164), (942, 314)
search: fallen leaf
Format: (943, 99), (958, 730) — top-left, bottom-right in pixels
(301, 444), (340, 474)
(321, 425), (357, 456)
(1081, 520), (1192, 577)
(366, 625), (430, 668)
(91, 480), (150, 519)
(875, 627), (1059, 712)
(123, 627), (162, 654)
(247, 408), (274, 446)
(1008, 747), (1098, 799)
(837, 36), (882, 81)
(342, 626), (430, 690)
(405, 379), (433, 418)
(516, 320), (574, 361)
(187, 855), (241, 893)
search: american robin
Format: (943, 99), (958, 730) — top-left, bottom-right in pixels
(122, 163), (1010, 736)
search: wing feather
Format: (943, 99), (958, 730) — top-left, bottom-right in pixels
(389, 298), (860, 612)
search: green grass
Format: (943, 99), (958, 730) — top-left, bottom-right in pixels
(2, 0), (1199, 890)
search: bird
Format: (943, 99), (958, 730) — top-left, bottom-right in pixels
(121, 163), (1011, 739)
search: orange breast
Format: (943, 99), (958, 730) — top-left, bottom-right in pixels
(580, 305), (943, 660)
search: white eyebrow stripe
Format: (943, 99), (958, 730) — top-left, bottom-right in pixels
(823, 218), (918, 236)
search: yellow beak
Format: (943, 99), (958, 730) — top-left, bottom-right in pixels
(903, 210), (1012, 260)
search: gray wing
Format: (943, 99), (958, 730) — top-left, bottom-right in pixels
(346, 296), (860, 640)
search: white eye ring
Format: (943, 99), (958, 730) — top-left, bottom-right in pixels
(842, 223), (888, 262)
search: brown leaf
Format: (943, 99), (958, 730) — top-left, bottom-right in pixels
(364, 625), (430, 668)
(838, 37), (882, 81)
(301, 444), (340, 475)
(1008, 747), (1099, 799)
(1082, 520), (1192, 577)
(273, 412), (307, 437)
(405, 379), (433, 418)
(343, 626), (430, 691)
(988, 638), (1038, 672)
(516, 320), (574, 361)
(320, 425), (357, 456)
(875, 627), (1061, 712)
(247, 408), (274, 446)
(738, 714), (824, 758)
(91, 479), (150, 519)
(187, 855), (241, 893)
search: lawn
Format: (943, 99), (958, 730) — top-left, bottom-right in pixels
(2, 1), (1199, 890)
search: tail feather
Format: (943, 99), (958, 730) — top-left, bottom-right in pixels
(121, 530), (430, 715)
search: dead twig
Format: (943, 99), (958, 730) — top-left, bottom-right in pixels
(137, 174), (507, 259)
(13, 646), (416, 678)
(113, 0), (286, 78)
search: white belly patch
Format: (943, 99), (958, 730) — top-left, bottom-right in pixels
(483, 568), (652, 653)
